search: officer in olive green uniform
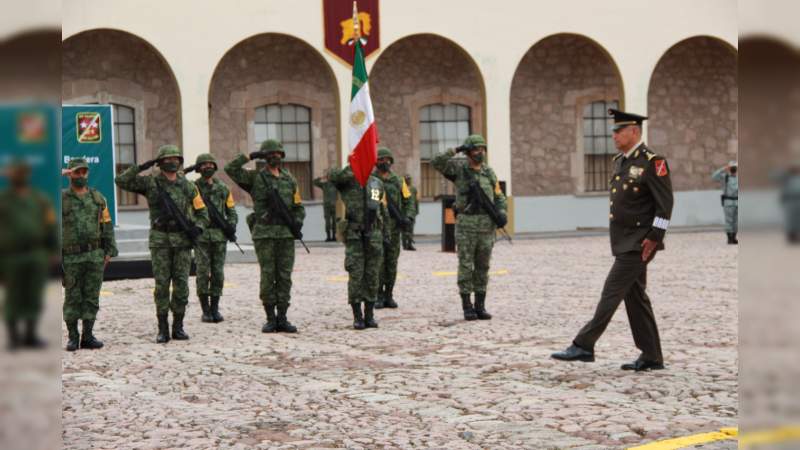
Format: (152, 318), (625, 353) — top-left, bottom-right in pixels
(115, 145), (209, 343)
(712, 161), (738, 244)
(329, 165), (389, 329)
(0, 160), (57, 350)
(552, 109), (674, 371)
(225, 139), (305, 333)
(432, 134), (507, 322)
(192, 153), (238, 323)
(402, 174), (419, 251)
(313, 169), (339, 242)
(374, 147), (415, 309)
(61, 158), (118, 351)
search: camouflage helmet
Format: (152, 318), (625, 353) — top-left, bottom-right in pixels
(155, 144), (184, 163)
(377, 147), (394, 163)
(195, 153), (217, 169)
(259, 139), (286, 158)
(67, 157), (89, 171)
(462, 134), (487, 150)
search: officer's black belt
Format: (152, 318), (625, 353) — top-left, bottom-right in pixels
(63, 240), (101, 255)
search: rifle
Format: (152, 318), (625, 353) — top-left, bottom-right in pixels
(259, 171), (310, 253)
(200, 189), (244, 254)
(464, 168), (512, 244)
(385, 191), (411, 232)
(154, 179), (204, 248)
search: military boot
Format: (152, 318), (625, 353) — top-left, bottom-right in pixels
(726, 233), (735, 244)
(65, 320), (80, 352)
(276, 305), (298, 333)
(171, 313), (189, 340)
(384, 284), (398, 308)
(374, 285), (386, 309)
(474, 292), (492, 320)
(23, 319), (47, 349)
(79, 320), (104, 349)
(461, 294), (478, 321)
(262, 304), (277, 333)
(364, 302), (378, 328)
(351, 303), (366, 330)
(199, 295), (213, 323)
(732, 233), (738, 244)
(210, 296), (224, 322)
(156, 315), (170, 343)
(6, 320), (21, 351)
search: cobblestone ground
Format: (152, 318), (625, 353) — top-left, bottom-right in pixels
(62, 231), (737, 450)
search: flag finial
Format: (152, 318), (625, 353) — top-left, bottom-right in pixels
(352, 1), (361, 40)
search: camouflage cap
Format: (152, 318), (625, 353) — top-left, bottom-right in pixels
(67, 158), (89, 171)
(155, 144), (184, 162)
(260, 139), (286, 157)
(462, 134), (487, 149)
(195, 153), (218, 168)
(377, 147), (394, 163)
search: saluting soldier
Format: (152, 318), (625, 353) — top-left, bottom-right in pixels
(402, 174), (419, 251)
(712, 161), (738, 244)
(552, 109), (674, 371)
(61, 158), (118, 351)
(313, 169), (339, 242)
(115, 145), (209, 344)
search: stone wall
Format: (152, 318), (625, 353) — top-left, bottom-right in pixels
(648, 37), (738, 191)
(510, 34), (622, 196)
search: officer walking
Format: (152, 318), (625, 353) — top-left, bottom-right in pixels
(432, 134), (507, 321)
(712, 161), (738, 244)
(225, 139), (305, 333)
(61, 158), (118, 351)
(115, 145), (209, 343)
(402, 174), (419, 251)
(313, 169), (339, 242)
(552, 109), (674, 371)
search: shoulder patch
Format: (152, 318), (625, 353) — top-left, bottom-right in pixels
(193, 186), (206, 210)
(226, 191), (236, 208)
(293, 187), (302, 205)
(401, 178), (411, 198)
(101, 207), (112, 223)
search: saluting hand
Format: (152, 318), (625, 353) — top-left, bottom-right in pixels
(62, 168), (72, 176)
(641, 238), (658, 262)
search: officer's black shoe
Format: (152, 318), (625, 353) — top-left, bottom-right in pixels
(199, 295), (213, 323)
(210, 296), (224, 323)
(262, 304), (278, 333)
(156, 314), (170, 344)
(551, 344), (595, 362)
(6, 320), (21, 351)
(23, 319), (47, 349)
(461, 294), (478, 321)
(65, 320), (80, 352)
(364, 302), (378, 328)
(474, 292), (492, 320)
(171, 313), (189, 340)
(276, 305), (298, 333)
(621, 358), (665, 372)
(79, 320), (104, 349)
(351, 303), (366, 330)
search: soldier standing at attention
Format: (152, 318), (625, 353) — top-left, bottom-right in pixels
(115, 145), (209, 344)
(225, 139), (305, 333)
(402, 174), (419, 251)
(712, 161), (738, 244)
(552, 109), (674, 371)
(191, 153), (238, 323)
(432, 134), (507, 322)
(329, 164), (389, 330)
(61, 158), (118, 351)
(374, 147), (415, 309)
(313, 169), (339, 242)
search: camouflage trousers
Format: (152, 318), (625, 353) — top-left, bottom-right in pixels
(1, 252), (47, 321)
(456, 226), (495, 295)
(254, 238), (295, 307)
(380, 230), (401, 294)
(723, 204), (738, 233)
(344, 236), (383, 304)
(63, 260), (104, 321)
(195, 241), (227, 297)
(324, 205), (336, 237)
(150, 247), (192, 315)
(402, 222), (415, 248)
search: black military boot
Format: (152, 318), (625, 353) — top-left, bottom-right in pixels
(156, 314), (170, 344)
(474, 292), (492, 320)
(461, 294), (478, 321)
(23, 319), (47, 349)
(262, 304), (277, 333)
(199, 295), (213, 323)
(374, 285), (385, 309)
(171, 313), (189, 340)
(6, 320), (21, 351)
(65, 320), (80, 352)
(364, 302), (378, 328)
(351, 303), (366, 330)
(79, 320), (104, 349)
(384, 284), (398, 308)
(276, 305), (298, 333)
(210, 296), (224, 323)
(726, 233), (735, 244)
(406, 243), (416, 251)
(730, 233), (738, 244)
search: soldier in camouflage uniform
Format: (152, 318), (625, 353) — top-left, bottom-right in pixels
(374, 147), (415, 309)
(115, 145), (209, 344)
(402, 174), (419, 251)
(432, 134), (507, 322)
(313, 169), (339, 242)
(711, 161), (738, 244)
(61, 158), (118, 351)
(329, 164), (389, 330)
(192, 153), (238, 323)
(225, 139), (305, 333)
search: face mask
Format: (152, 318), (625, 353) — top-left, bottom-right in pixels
(377, 162), (391, 172)
(160, 161), (179, 173)
(469, 152), (484, 164)
(730, 167), (737, 175)
(71, 177), (88, 188)
(201, 167), (216, 178)
(267, 156), (281, 168)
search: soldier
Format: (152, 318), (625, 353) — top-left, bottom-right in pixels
(374, 147), (415, 309)
(225, 139), (305, 333)
(552, 109), (674, 371)
(313, 169), (339, 242)
(192, 153), (238, 323)
(61, 158), (118, 351)
(0, 160), (57, 350)
(432, 134), (507, 322)
(775, 163), (800, 243)
(115, 145), (209, 344)
(402, 174), (419, 251)
(329, 164), (389, 329)
(712, 161), (738, 244)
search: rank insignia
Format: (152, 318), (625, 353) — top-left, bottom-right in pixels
(655, 160), (668, 177)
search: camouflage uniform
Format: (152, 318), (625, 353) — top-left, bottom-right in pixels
(432, 135), (507, 320)
(711, 162), (738, 243)
(62, 158), (118, 351)
(329, 165), (389, 329)
(313, 171), (339, 241)
(402, 175), (420, 250)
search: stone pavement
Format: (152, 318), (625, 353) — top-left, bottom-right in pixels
(62, 231), (737, 449)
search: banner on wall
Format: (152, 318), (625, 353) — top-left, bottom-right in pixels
(323, 0), (380, 67)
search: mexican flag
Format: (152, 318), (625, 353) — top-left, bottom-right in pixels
(347, 32), (378, 187)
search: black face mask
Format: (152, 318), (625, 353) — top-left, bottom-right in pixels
(71, 177), (88, 188)
(469, 152), (484, 164)
(730, 167), (737, 175)
(267, 156), (281, 168)
(201, 167), (216, 178)
(377, 162), (391, 172)
(160, 161), (179, 173)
